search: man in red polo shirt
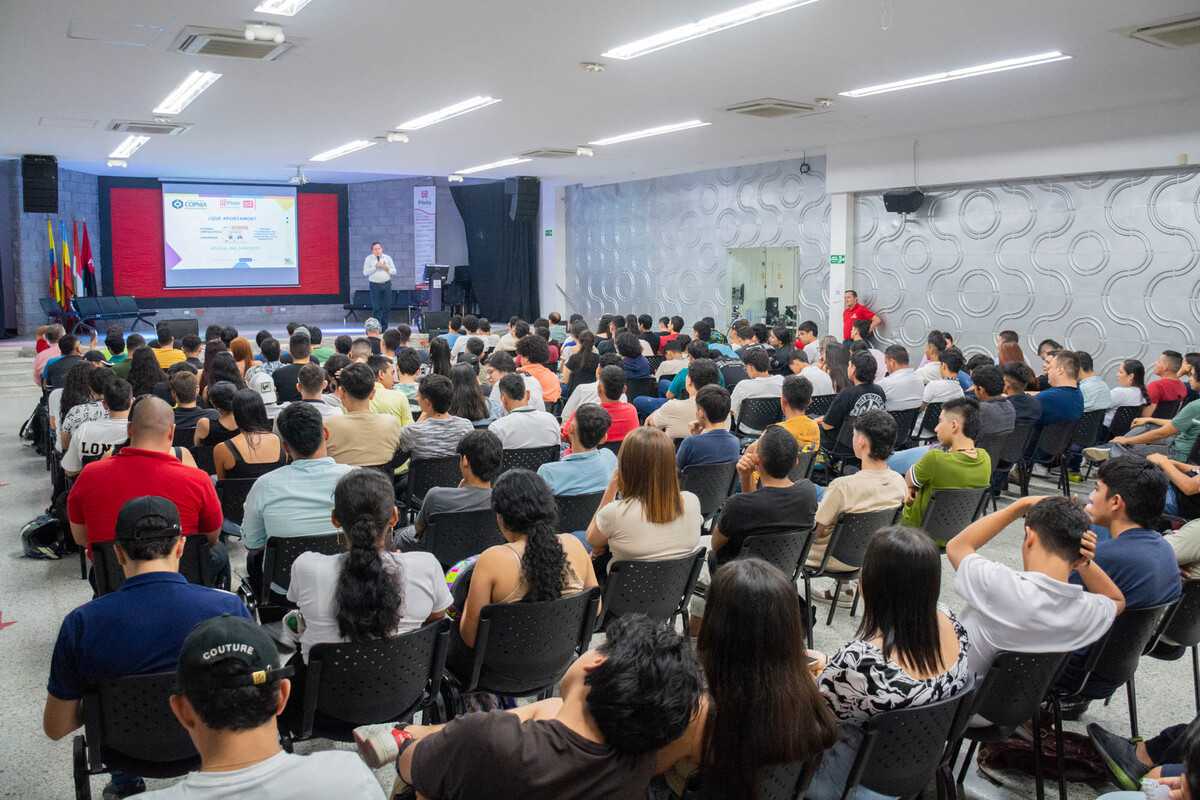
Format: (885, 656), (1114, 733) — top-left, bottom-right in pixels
(68, 395), (227, 584)
(562, 365), (639, 447)
(842, 289), (882, 342)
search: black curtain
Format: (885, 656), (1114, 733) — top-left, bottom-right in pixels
(450, 181), (538, 322)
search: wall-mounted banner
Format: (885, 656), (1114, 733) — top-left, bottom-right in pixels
(414, 186), (436, 272)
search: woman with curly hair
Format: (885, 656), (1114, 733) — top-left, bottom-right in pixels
(126, 346), (169, 401)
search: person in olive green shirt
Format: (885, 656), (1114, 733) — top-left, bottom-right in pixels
(901, 396), (992, 540)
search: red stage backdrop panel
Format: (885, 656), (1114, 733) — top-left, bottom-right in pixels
(108, 186), (341, 299)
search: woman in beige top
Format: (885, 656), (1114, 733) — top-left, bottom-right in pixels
(457, 469), (599, 650)
(587, 426), (702, 566)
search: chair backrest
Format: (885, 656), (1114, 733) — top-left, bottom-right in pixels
(789, 448), (817, 482)
(736, 397), (784, 435)
(819, 506), (902, 574)
(807, 394), (835, 417)
(1157, 399), (1183, 419)
(554, 491), (604, 532)
(92, 536), (212, 596)
(215, 477), (258, 526)
(918, 402), (944, 434)
(601, 440), (622, 455)
(114, 296), (140, 314)
(406, 456), (463, 506)
(39, 297), (60, 316)
(177, 535), (213, 587)
(351, 289), (371, 307)
(1072, 409), (1107, 448)
(82, 672), (198, 773)
(303, 618), (450, 737)
(74, 296), (100, 317)
(98, 296), (124, 315)
(689, 759), (818, 800)
(1072, 602), (1174, 694)
(424, 509), (505, 570)
(998, 422), (1036, 465)
(647, 355), (664, 373)
(190, 445), (216, 475)
(720, 362), (748, 391)
(468, 587), (602, 695)
(625, 376), (660, 404)
(1034, 419), (1079, 459)
(679, 461), (738, 517)
(599, 549), (706, 628)
(739, 531), (813, 581)
(967, 650), (1070, 731)
(828, 415), (858, 461)
(889, 408), (921, 448)
(973, 431), (1008, 468)
(260, 533), (343, 599)
(1107, 405), (1142, 438)
(846, 683), (974, 799)
(498, 445), (560, 475)
(1162, 580), (1200, 648)
(919, 487), (989, 545)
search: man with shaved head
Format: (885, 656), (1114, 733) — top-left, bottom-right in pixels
(68, 395), (229, 586)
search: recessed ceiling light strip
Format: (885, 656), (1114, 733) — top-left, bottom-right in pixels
(396, 96), (502, 132)
(588, 120), (711, 146)
(309, 139), (376, 162)
(108, 135), (150, 159)
(255, 0), (314, 16)
(455, 157), (532, 175)
(603, 0), (819, 60)
(153, 71), (222, 115)
(839, 50), (1071, 98)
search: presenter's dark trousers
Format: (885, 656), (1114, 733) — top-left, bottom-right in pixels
(369, 281), (391, 326)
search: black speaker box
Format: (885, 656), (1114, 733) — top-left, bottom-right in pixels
(882, 188), (925, 214)
(22, 154), (58, 214)
(505, 176), (539, 221)
(422, 311), (451, 332)
(161, 318), (200, 340)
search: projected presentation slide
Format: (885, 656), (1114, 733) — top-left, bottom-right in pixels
(162, 183), (300, 289)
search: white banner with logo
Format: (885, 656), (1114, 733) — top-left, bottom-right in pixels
(414, 185), (436, 279)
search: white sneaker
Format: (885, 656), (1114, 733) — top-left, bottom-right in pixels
(1084, 447), (1111, 463)
(1030, 463), (1052, 478)
(811, 582), (856, 605)
(354, 726), (402, 769)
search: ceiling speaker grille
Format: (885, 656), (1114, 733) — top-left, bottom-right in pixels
(1127, 15), (1200, 48)
(107, 120), (192, 136)
(519, 148), (579, 159)
(172, 26), (294, 61)
(725, 98), (820, 119)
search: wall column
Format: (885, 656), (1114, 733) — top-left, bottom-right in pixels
(537, 181), (568, 317)
(827, 192), (854, 339)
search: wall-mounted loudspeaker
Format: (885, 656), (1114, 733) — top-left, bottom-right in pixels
(882, 188), (925, 214)
(160, 318), (200, 341)
(504, 176), (539, 222)
(22, 154), (58, 214)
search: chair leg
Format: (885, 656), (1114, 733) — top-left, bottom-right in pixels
(803, 574), (814, 649)
(826, 578), (843, 627)
(1193, 646), (1200, 714)
(1032, 705), (1045, 800)
(1052, 697), (1067, 800)
(849, 584), (861, 617)
(956, 739), (978, 785)
(1127, 674), (1139, 738)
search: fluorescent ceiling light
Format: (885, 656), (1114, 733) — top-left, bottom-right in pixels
(588, 119), (710, 146)
(255, 0), (314, 16)
(839, 50), (1071, 98)
(309, 139), (376, 162)
(396, 96), (502, 132)
(153, 70), (222, 115)
(455, 157), (532, 175)
(108, 135), (150, 159)
(603, 0), (818, 60)
(106, 159), (128, 168)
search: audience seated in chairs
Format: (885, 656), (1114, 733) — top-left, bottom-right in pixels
(395, 373), (475, 465)
(616, 330), (652, 380)
(538, 404), (617, 498)
(63, 377), (132, 477)
(393, 347), (423, 404)
(588, 427), (702, 572)
(193, 380), (240, 452)
(676, 385), (739, 471)
(366, 353), (415, 427)
(878, 344), (924, 412)
(946, 495), (1123, 683)
(272, 332), (314, 404)
(276, 362), (343, 423)
(788, 346), (836, 397)
(969, 364), (1016, 440)
(145, 615), (384, 799)
(32, 322), (66, 386)
(168, 371), (216, 447)
(816, 349), (887, 451)
(775, 374), (820, 452)
(394, 430), (502, 552)
(59, 362), (109, 453)
(922, 347), (966, 406)
(69, 396), (227, 582)
(324, 363), (405, 468)
(1056, 457), (1182, 718)
(1002, 362), (1042, 428)
(212, 389), (287, 481)
(484, 350), (543, 419)
(356, 614), (700, 800)
(728, 349), (783, 428)
(488, 373), (560, 448)
(1090, 355), (1200, 466)
(44, 497), (250, 800)
(807, 525), (972, 800)
(241, 402), (355, 591)
(562, 364), (639, 447)
(44, 333), (86, 389)
(643, 358), (723, 440)
(516, 333), (561, 404)
(1144, 350), (1190, 418)
(654, 337), (687, 384)
(448, 362), (492, 424)
(1027, 350), (1084, 473)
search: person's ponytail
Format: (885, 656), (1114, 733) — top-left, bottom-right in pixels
(333, 470), (403, 640)
(491, 470), (568, 602)
(521, 519), (568, 602)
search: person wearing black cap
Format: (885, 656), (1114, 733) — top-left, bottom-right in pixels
(142, 615), (383, 799)
(44, 497), (250, 799)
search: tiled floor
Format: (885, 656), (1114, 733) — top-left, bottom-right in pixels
(0, 337), (1190, 798)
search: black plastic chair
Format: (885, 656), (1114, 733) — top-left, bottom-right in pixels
(720, 362), (748, 392)
(919, 487), (990, 548)
(973, 431), (1009, 472)
(190, 444), (216, 476)
(807, 394), (835, 417)
(821, 415), (859, 475)
(626, 376), (660, 404)
(239, 533), (343, 622)
(598, 549), (705, 632)
(498, 445), (560, 475)
(789, 448), (818, 482)
(293, 618), (450, 742)
(216, 477), (258, 527)
(440, 587), (602, 719)
(601, 440), (623, 456)
(1020, 420), (1079, 497)
(801, 506), (901, 648)
(342, 289), (372, 322)
(889, 407), (922, 450)
(73, 672), (199, 800)
(423, 509), (505, 570)
(1150, 580), (1200, 712)
(1072, 408), (1106, 450)
(989, 423), (1037, 511)
(402, 456), (463, 519)
(950, 651), (1070, 800)
(735, 396), (784, 439)
(91, 536), (214, 597)
(916, 402), (944, 444)
(554, 491), (604, 532)
(1106, 404), (1143, 439)
(841, 681), (976, 800)
(1155, 398), (1184, 420)
(740, 531), (814, 582)
(684, 757), (819, 800)
(647, 355), (665, 373)
(679, 461), (739, 521)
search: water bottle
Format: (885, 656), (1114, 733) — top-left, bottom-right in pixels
(1142, 777), (1170, 799)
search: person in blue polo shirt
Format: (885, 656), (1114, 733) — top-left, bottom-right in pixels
(538, 403), (617, 496)
(1028, 350), (1085, 474)
(677, 385), (740, 470)
(43, 496), (250, 799)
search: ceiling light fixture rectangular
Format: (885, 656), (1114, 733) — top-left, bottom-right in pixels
(108, 135), (151, 159)
(588, 119), (711, 146)
(603, 0), (819, 60)
(455, 157), (532, 175)
(153, 70), (222, 114)
(255, 0), (315, 16)
(839, 50), (1071, 98)
(396, 96), (502, 132)
(309, 139), (376, 162)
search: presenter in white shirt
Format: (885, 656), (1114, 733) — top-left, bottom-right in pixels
(362, 241), (397, 326)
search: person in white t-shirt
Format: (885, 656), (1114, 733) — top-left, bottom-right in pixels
(946, 495), (1123, 685)
(487, 373), (561, 449)
(922, 349), (967, 405)
(483, 350), (542, 419)
(787, 350), (834, 397)
(729, 349), (783, 428)
(915, 331), (948, 384)
(797, 320), (822, 364)
(142, 615), (385, 799)
(63, 378), (133, 476)
(877, 344), (924, 412)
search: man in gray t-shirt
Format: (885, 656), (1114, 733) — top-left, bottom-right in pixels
(399, 375), (476, 463)
(394, 429), (502, 552)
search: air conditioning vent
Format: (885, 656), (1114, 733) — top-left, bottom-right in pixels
(724, 98), (821, 119)
(1126, 15), (1200, 48)
(171, 25), (294, 61)
(519, 148), (579, 159)
(108, 120), (192, 136)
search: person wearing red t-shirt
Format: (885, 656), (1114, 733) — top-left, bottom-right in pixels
(68, 395), (227, 583)
(1146, 350), (1188, 417)
(842, 290), (881, 342)
(561, 365), (639, 447)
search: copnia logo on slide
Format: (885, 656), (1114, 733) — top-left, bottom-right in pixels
(171, 198), (208, 209)
(171, 199), (184, 209)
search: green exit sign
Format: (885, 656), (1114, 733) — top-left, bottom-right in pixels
(544, 229), (554, 237)
(830, 254), (846, 264)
